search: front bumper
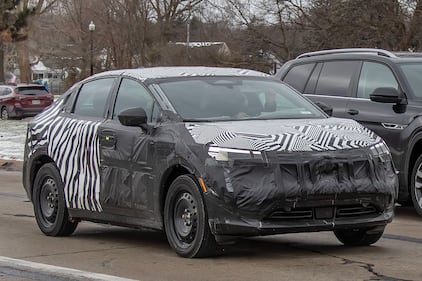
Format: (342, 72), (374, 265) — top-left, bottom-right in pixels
(206, 193), (394, 236)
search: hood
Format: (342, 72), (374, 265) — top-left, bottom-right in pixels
(186, 117), (382, 152)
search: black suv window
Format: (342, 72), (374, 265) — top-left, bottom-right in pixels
(73, 78), (115, 118)
(283, 63), (315, 92)
(315, 61), (359, 97)
(113, 78), (154, 120)
(357, 62), (398, 99)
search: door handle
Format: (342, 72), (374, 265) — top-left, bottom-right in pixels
(346, 109), (359, 115)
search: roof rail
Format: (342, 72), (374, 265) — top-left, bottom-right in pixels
(296, 48), (397, 59)
(394, 52), (422, 58)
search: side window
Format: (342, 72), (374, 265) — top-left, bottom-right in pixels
(315, 61), (359, 97)
(73, 78), (115, 118)
(283, 63), (315, 92)
(4, 88), (12, 95)
(357, 62), (398, 99)
(0, 87), (12, 96)
(113, 78), (154, 121)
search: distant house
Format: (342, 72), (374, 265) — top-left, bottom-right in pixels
(31, 61), (65, 94)
(168, 41), (231, 56)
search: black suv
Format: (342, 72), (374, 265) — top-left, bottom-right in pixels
(276, 48), (422, 215)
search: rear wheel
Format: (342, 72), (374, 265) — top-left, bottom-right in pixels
(33, 163), (78, 236)
(164, 175), (217, 258)
(1, 107), (9, 120)
(334, 226), (385, 246)
(411, 154), (422, 216)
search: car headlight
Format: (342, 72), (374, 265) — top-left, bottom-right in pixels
(208, 146), (263, 162)
(369, 141), (391, 162)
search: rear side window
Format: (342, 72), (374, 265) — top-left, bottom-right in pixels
(73, 78), (115, 118)
(283, 63), (315, 92)
(16, 87), (49, 95)
(315, 61), (359, 97)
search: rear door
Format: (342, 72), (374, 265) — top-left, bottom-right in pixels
(48, 77), (116, 212)
(302, 61), (361, 118)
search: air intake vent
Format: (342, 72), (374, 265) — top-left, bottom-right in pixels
(268, 209), (313, 220)
(337, 206), (378, 217)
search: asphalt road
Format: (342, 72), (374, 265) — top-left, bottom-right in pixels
(0, 170), (421, 281)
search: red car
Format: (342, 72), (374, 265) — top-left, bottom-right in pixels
(0, 83), (54, 120)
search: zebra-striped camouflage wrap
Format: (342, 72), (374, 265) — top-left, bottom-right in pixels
(187, 117), (382, 152)
(27, 100), (103, 212)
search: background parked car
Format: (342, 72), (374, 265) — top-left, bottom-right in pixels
(275, 48), (422, 216)
(0, 83), (54, 120)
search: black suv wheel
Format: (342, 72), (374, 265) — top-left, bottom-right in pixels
(411, 154), (422, 216)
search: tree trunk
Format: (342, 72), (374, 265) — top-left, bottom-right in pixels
(16, 40), (31, 82)
(0, 38), (4, 82)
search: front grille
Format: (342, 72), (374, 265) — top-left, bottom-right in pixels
(266, 205), (379, 221)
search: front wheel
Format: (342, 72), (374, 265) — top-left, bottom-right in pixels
(1, 107), (9, 120)
(410, 154), (422, 216)
(164, 175), (217, 258)
(33, 163), (78, 236)
(334, 226), (385, 246)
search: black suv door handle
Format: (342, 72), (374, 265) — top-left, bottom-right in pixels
(346, 109), (359, 115)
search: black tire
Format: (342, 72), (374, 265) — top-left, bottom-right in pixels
(164, 175), (217, 258)
(1, 107), (9, 120)
(410, 154), (422, 216)
(33, 163), (78, 236)
(334, 226), (385, 246)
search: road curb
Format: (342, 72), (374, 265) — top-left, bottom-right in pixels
(0, 256), (138, 281)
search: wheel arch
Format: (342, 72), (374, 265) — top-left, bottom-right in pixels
(158, 164), (197, 220)
(402, 130), (422, 200)
(27, 154), (55, 201)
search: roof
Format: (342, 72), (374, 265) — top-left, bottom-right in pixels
(90, 66), (269, 81)
(295, 48), (422, 63)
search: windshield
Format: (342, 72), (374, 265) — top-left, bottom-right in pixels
(16, 87), (49, 95)
(158, 77), (325, 121)
(400, 63), (422, 98)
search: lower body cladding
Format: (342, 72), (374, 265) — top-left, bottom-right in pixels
(203, 149), (397, 238)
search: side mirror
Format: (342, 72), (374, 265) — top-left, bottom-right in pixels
(118, 107), (147, 127)
(314, 101), (333, 116)
(370, 87), (406, 104)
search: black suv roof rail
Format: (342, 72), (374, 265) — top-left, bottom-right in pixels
(296, 48), (397, 59)
(394, 52), (422, 58)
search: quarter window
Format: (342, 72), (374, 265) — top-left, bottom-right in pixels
(357, 62), (398, 99)
(73, 78), (115, 118)
(113, 78), (154, 120)
(315, 61), (359, 97)
(283, 63), (315, 92)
